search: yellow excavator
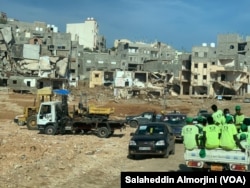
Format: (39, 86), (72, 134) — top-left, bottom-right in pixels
(14, 87), (53, 130)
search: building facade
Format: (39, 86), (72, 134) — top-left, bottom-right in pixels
(66, 17), (99, 51)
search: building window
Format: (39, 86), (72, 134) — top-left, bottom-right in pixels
(212, 62), (215, 65)
(94, 74), (99, 78)
(194, 52), (198, 57)
(204, 52), (207, 57)
(57, 46), (65, 49)
(130, 57), (132, 61)
(13, 80), (17, 84)
(194, 64), (198, 68)
(203, 75), (207, 80)
(230, 45), (234, 49)
(203, 64), (207, 68)
(221, 74), (226, 81)
(194, 75), (198, 79)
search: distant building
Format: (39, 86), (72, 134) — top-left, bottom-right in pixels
(66, 17), (99, 51)
(190, 34), (250, 98)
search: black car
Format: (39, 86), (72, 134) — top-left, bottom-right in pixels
(196, 109), (212, 119)
(125, 111), (161, 128)
(128, 122), (175, 159)
(160, 112), (186, 142)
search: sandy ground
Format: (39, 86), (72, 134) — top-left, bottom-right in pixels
(0, 88), (249, 188)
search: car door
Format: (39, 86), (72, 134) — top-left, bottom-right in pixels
(37, 104), (53, 125)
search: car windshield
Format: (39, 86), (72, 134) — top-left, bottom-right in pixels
(136, 125), (165, 135)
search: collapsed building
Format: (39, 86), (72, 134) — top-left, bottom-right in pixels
(190, 34), (250, 99)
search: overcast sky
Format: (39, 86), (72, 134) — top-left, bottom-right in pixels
(1, 0), (250, 52)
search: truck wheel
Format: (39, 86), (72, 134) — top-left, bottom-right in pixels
(130, 120), (138, 128)
(45, 125), (56, 135)
(26, 115), (38, 130)
(97, 127), (109, 138)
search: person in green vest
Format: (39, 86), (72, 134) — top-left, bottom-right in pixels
(219, 115), (243, 151)
(195, 116), (204, 134)
(181, 117), (199, 150)
(237, 124), (250, 151)
(211, 104), (224, 127)
(198, 117), (207, 148)
(222, 108), (234, 125)
(234, 105), (245, 133)
(243, 118), (250, 132)
(203, 115), (221, 149)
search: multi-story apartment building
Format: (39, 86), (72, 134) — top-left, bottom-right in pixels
(191, 43), (217, 96)
(77, 51), (121, 80)
(115, 40), (177, 71)
(66, 17), (100, 51)
(190, 34), (250, 98)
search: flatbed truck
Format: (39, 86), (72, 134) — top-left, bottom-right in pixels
(36, 100), (126, 138)
(184, 146), (250, 172)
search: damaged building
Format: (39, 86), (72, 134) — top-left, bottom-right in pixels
(190, 34), (250, 99)
(0, 16), (72, 93)
(0, 12), (250, 99)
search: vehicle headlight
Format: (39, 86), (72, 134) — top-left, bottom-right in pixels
(129, 140), (136, 146)
(155, 140), (165, 146)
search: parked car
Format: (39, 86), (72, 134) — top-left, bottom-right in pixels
(128, 122), (175, 159)
(193, 109), (212, 124)
(160, 112), (186, 142)
(125, 111), (161, 128)
(197, 109), (212, 119)
(243, 97), (250, 103)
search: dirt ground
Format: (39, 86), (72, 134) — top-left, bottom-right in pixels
(0, 87), (249, 188)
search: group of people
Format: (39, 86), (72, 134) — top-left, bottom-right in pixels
(181, 104), (250, 152)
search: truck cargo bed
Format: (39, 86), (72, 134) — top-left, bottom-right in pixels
(184, 147), (250, 165)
